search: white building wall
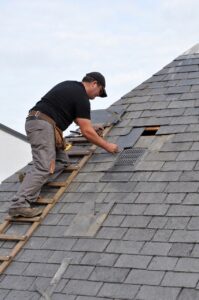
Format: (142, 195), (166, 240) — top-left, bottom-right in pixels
(0, 130), (32, 183)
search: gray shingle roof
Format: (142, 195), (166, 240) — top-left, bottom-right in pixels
(1, 44), (199, 299)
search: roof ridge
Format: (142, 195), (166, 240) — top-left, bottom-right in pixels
(182, 43), (199, 55)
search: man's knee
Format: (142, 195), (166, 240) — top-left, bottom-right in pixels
(34, 159), (56, 176)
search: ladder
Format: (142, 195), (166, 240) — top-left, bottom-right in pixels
(0, 126), (112, 274)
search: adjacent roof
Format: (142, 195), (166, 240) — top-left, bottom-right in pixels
(0, 123), (27, 142)
(1, 44), (199, 299)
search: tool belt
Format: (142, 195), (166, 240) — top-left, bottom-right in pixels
(28, 110), (66, 150)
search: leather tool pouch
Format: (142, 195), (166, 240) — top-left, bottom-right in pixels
(54, 125), (66, 150)
(28, 110), (66, 150)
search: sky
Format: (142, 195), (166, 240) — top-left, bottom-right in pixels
(1, 0), (199, 135)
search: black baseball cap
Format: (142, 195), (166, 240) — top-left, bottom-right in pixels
(86, 72), (107, 97)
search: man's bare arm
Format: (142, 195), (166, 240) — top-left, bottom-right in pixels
(75, 118), (118, 153)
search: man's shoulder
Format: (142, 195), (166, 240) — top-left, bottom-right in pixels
(57, 80), (81, 88)
(47, 80), (88, 102)
(55, 81), (85, 93)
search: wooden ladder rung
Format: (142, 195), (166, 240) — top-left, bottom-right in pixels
(0, 234), (27, 241)
(5, 216), (41, 222)
(64, 164), (79, 171)
(68, 150), (91, 156)
(47, 181), (66, 187)
(0, 256), (11, 261)
(37, 198), (54, 204)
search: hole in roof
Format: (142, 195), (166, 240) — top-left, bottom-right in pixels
(142, 126), (160, 136)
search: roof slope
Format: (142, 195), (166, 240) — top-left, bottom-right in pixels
(1, 44), (199, 299)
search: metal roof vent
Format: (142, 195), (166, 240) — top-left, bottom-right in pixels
(105, 147), (146, 173)
(115, 147), (146, 166)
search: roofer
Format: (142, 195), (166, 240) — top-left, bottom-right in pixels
(8, 72), (118, 218)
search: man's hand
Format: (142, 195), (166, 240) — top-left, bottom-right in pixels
(75, 118), (119, 154)
(105, 142), (119, 153)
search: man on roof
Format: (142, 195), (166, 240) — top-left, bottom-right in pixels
(8, 72), (118, 218)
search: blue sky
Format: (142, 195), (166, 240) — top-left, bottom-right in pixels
(1, 0), (199, 134)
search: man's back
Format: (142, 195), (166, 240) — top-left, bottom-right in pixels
(31, 81), (90, 131)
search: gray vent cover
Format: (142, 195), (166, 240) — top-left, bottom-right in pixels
(115, 147), (146, 166)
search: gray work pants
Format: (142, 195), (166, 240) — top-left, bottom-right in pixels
(11, 119), (69, 208)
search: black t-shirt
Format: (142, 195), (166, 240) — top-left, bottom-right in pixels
(31, 81), (90, 131)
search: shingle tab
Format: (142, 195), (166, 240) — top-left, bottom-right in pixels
(103, 182), (137, 192)
(165, 182), (199, 193)
(106, 240), (144, 254)
(48, 251), (83, 265)
(144, 204), (169, 216)
(167, 205), (199, 216)
(5, 291), (40, 300)
(81, 252), (118, 267)
(153, 229), (172, 242)
(148, 217), (168, 229)
(124, 228), (155, 241)
(98, 283), (139, 299)
(165, 217), (189, 229)
(41, 238), (76, 250)
(100, 172), (132, 182)
(72, 239), (109, 252)
(121, 215), (151, 227)
(89, 266), (129, 283)
(148, 256), (178, 271)
(165, 193), (185, 204)
(125, 269), (164, 285)
(162, 161), (195, 171)
(64, 279), (102, 296)
(162, 271), (199, 288)
(136, 286), (180, 300)
(175, 257), (199, 272)
(168, 243), (194, 257)
(63, 265), (94, 280)
(112, 204), (147, 215)
(0, 290), (10, 299)
(149, 171), (181, 182)
(15, 249), (53, 263)
(115, 254), (152, 268)
(134, 182), (167, 192)
(158, 124), (187, 134)
(170, 230), (199, 243)
(141, 242), (171, 255)
(0, 275), (35, 290)
(178, 289), (199, 300)
(135, 193), (166, 204)
(96, 227), (127, 240)
(24, 262), (58, 277)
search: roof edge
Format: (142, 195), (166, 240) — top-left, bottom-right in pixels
(0, 123), (27, 142)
